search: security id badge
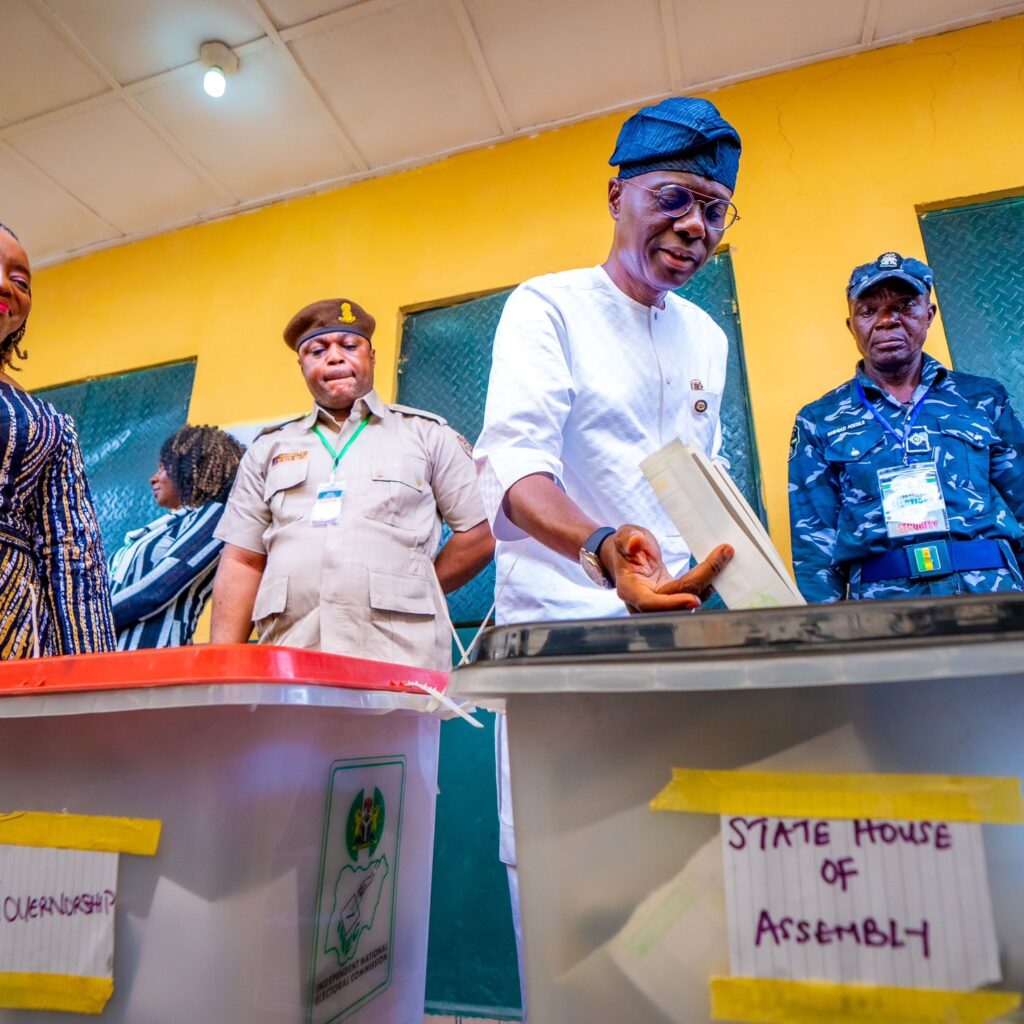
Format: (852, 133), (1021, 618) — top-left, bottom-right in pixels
(878, 463), (949, 539)
(310, 482), (345, 527)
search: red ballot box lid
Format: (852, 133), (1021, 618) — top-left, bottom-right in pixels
(0, 644), (448, 698)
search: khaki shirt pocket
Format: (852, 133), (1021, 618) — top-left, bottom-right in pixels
(263, 458), (309, 524)
(368, 569), (436, 616)
(367, 569), (445, 670)
(364, 455), (428, 528)
(252, 572), (288, 628)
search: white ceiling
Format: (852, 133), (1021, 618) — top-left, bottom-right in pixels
(3, 0), (1022, 266)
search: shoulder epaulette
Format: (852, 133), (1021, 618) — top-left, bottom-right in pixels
(387, 403), (447, 426)
(255, 414), (306, 439)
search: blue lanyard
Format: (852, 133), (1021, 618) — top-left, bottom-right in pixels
(854, 379), (929, 463)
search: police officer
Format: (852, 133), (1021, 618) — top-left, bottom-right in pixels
(789, 252), (1024, 602)
(210, 298), (494, 670)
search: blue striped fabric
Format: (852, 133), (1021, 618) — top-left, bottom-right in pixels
(108, 502), (226, 650)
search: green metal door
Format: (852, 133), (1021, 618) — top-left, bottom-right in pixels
(675, 250), (766, 523)
(38, 360), (196, 553)
(919, 195), (1024, 405)
(397, 251), (765, 626)
(398, 296), (522, 1015)
(398, 290), (510, 627)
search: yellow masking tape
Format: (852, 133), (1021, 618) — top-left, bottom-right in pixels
(0, 812), (161, 855)
(710, 977), (1022, 1023)
(0, 972), (113, 1014)
(651, 769), (1024, 824)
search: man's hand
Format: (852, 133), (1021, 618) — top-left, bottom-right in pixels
(600, 525), (733, 613)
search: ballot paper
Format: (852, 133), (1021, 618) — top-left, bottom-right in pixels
(641, 439), (804, 608)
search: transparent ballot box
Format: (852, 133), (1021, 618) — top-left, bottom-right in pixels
(0, 645), (445, 1023)
(451, 596), (1024, 1024)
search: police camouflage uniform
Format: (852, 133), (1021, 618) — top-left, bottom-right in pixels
(789, 353), (1024, 602)
(214, 297), (485, 671)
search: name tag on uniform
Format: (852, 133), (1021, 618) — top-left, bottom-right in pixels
(877, 463), (949, 539)
(310, 482), (345, 527)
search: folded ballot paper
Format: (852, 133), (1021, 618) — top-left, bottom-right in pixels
(641, 439), (805, 609)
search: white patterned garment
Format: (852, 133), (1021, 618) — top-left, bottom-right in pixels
(109, 503), (226, 650)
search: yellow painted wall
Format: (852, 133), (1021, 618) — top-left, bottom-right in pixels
(22, 15), (1024, 563)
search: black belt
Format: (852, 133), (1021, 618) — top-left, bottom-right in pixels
(859, 539), (1007, 584)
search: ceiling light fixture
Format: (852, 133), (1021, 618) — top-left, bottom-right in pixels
(199, 41), (239, 99)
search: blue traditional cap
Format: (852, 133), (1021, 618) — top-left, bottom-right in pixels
(847, 252), (935, 301)
(609, 97), (742, 190)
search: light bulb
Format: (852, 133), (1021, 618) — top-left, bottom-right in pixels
(203, 66), (227, 98)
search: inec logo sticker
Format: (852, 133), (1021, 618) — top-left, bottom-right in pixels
(346, 788), (385, 861)
(309, 757), (405, 1024)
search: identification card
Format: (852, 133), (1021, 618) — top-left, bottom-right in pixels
(877, 463), (948, 539)
(310, 482), (345, 527)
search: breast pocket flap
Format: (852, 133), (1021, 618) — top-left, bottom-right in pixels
(936, 423), (992, 449)
(823, 424), (887, 463)
(368, 569), (435, 616)
(370, 457), (425, 491)
(252, 573), (288, 620)
(263, 458), (309, 501)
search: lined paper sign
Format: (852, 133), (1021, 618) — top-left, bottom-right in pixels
(0, 844), (118, 977)
(0, 811), (160, 1014)
(721, 815), (1000, 990)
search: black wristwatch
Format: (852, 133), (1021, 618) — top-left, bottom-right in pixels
(579, 526), (616, 589)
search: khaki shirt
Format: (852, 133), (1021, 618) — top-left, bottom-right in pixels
(215, 389), (486, 671)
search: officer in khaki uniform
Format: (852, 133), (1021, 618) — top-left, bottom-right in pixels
(211, 298), (494, 671)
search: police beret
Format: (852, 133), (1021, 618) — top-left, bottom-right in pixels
(283, 298), (376, 351)
(610, 97), (741, 191)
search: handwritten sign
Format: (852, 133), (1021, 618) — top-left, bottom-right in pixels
(0, 811), (160, 1014)
(0, 844), (118, 977)
(721, 814), (1000, 990)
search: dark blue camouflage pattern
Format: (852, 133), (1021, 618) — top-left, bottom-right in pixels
(789, 354), (1024, 602)
(847, 252), (934, 301)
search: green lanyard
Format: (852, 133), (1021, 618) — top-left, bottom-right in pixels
(313, 414), (370, 479)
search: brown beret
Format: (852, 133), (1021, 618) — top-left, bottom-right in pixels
(283, 298), (376, 351)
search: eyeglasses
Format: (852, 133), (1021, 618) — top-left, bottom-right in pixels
(620, 179), (740, 231)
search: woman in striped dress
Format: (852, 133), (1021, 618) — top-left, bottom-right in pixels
(109, 425), (244, 649)
(0, 223), (116, 658)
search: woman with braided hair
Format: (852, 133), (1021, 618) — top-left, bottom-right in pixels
(109, 424), (244, 649)
(0, 222), (116, 658)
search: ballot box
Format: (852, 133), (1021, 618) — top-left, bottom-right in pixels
(0, 645), (445, 1024)
(451, 596), (1024, 1024)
